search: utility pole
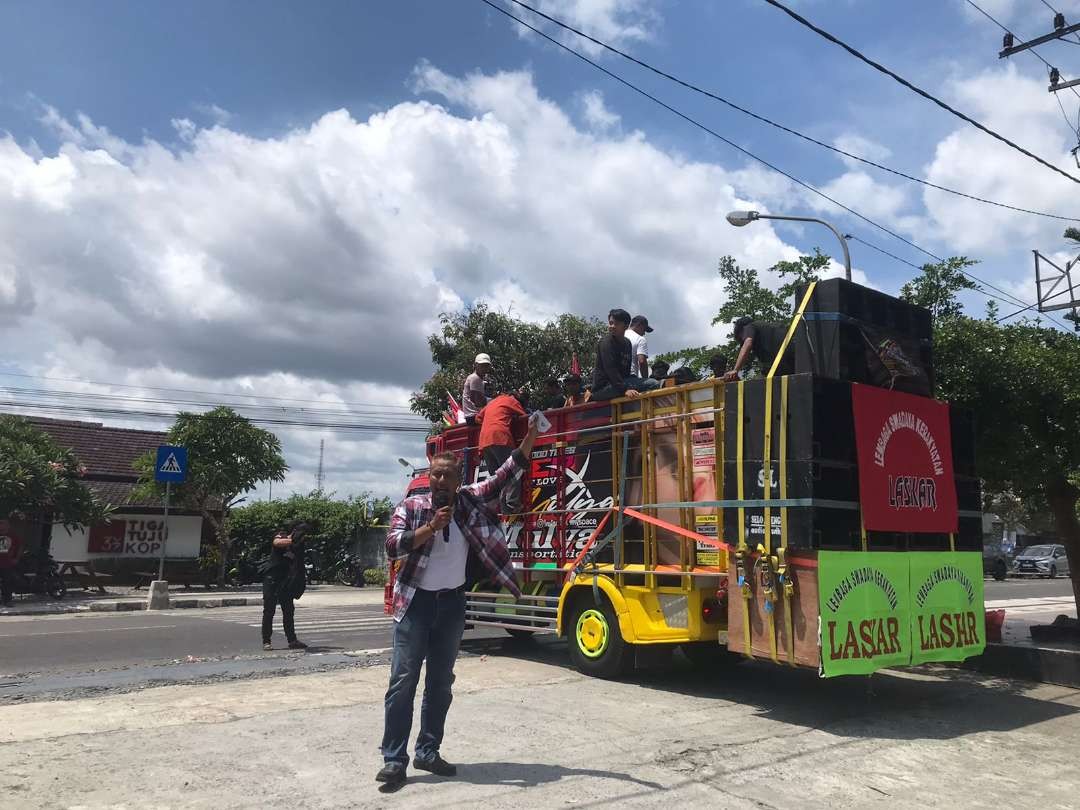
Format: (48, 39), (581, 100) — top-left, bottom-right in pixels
(316, 439), (325, 493)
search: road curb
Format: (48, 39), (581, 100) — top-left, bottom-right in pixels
(2, 596), (264, 616)
(964, 642), (1080, 688)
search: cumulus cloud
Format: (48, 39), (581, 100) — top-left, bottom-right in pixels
(579, 89), (621, 131)
(509, 0), (660, 54)
(2, 64), (818, 497)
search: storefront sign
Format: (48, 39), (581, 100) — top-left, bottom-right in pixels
(51, 514), (203, 561)
(818, 551), (910, 676)
(852, 384), (958, 533)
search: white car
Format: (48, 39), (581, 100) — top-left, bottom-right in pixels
(1012, 544), (1071, 579)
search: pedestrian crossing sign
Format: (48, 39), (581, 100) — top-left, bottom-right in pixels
(155, 445), (188, 483)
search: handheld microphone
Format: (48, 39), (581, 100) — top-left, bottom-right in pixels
(432, 491), (452, 543)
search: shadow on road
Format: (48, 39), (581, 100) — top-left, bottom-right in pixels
(460, 635), (1079, 743)
(408, 760), (664, 790)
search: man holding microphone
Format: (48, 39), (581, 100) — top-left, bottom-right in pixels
(377, 412), (542, 789)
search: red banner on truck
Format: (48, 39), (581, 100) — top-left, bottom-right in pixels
(852, 383), (958, 533)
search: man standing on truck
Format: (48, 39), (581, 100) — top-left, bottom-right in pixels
(377, 418), (541, 789)
(723, 316), (795, 381)
(475, 388), (529, 515)
(461, 353), (492, 422)
(591, 309), (660, 401)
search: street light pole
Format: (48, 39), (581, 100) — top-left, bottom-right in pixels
(725, 210), (852, 281)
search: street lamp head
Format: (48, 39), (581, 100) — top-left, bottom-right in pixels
(725, 210), (760, 227)
(397, 458), (411, 469)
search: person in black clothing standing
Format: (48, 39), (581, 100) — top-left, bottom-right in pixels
(261, 521), (310, 651)
(590, 308), (660, 401)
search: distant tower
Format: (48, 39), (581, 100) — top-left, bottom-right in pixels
(316, 439), (325, 492)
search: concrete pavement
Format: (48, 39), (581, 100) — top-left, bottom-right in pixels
(2, 644), (1078, 808)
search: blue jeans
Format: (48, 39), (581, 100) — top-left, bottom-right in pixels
(381, 587), (466, 766)
(591, 376), (661, 401)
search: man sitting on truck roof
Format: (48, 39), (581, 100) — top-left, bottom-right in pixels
(723, 316), (795, 382)
(591, 309), (661, 401)
(563, 373), (589, 407)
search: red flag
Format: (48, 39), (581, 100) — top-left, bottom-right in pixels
(570, 353), (581, 376)
(446, 390), (464, 424)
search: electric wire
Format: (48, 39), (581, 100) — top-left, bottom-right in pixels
(1037, 0), (1080, 45)
(483, 0), (1072, 329)
(964, 0), (1080, 140)
(762, 0), (1080, 185)
(499, 0), (1079, 221)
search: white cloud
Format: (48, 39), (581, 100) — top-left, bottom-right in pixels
(959, 0), (1080, 25)
(579, 90), (621, 131)
(2, 65), (817, 497)
(833, 133), (892, 171)
(510, 0), (660, 55)
(193, 103), (232, 126)
(920, 63), (1079, 255)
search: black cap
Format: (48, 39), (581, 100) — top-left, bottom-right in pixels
(630, 315), (653, 333)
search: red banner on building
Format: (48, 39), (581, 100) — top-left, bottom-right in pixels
(852, 384), (958, 533)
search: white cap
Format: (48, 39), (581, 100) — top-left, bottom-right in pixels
(475, 353), (492, 366)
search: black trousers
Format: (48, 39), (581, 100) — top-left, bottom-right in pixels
(483, 445), (521, 514)
(262, 577), (297, 643)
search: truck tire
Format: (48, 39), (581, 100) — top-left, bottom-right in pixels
(567, 595), (632, 679)
(1049, 565), (1057, 579)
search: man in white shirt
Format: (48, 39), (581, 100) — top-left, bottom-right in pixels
(627, 316), (653, 379)
(461, 353), (492, 422)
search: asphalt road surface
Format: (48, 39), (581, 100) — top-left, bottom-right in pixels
(0, 578), (1072, 701)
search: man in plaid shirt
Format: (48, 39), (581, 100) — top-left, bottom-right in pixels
(377, 416), (540, 788)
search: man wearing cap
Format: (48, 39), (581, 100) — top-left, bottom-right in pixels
(627, 315), (653, 379)
(462, 354), (492, 423)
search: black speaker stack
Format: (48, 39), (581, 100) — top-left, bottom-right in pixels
(724, 277), (980, 552)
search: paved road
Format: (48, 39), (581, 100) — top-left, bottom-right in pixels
(984, 577), (1073, 600)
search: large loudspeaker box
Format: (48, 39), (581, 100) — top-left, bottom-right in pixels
(722, 375), (979, 551)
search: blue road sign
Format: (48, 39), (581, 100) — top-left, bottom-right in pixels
(155, 445), (188, 483)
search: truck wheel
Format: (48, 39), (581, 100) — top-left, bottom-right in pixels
(1049, 565), (1057, 579)
(567, 596), (631, 679)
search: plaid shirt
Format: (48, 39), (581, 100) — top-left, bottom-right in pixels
(386, 450), (525, 621)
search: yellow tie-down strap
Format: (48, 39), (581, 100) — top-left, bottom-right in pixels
(735, 381), (752, 657)
(759, 281), (817, 664)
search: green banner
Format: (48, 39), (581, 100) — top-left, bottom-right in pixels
(909, 552), (985, 665)
(819, 552), (910, 677)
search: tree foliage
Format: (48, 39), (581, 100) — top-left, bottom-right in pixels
(660, 251), (830, 376)
(135, 406), (287, 584)
(898, 256), (979, 320)
(227, 491), (391, 579)
(411, 303), (607, 423)
(0, 415), (108, 529)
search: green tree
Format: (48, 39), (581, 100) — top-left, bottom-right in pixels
(901, 257), (1080, 612)
(934, 316), (1080, 614)
(135, 407), (287, 585)
(660, 251), (830, 376)
(0, 415), (108, 529)
(228, 491), (391, 582)
(411, 304), (607, 423)
(898, 256), (980, 319)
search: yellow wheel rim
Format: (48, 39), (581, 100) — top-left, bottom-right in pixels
(576, 608), (610, 659)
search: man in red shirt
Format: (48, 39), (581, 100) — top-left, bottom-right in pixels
(475, 389), (529, 515)
(0, 520), (24, 607)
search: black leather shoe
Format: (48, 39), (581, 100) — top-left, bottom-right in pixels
(414, 755), (457, 777)
(375, 762), (406, 786)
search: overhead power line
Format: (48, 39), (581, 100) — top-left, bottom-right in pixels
(481, 0), (1071, 330)
(499, 0), (1078, 222)
(762, 0), (1080, 185)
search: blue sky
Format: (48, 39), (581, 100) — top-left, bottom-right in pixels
(2, 0), (1079, 496)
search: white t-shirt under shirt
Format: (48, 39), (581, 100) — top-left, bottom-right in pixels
(462, 372), (485, 418)
(416, 518), (468, 591)
(627, 330), (649, 378)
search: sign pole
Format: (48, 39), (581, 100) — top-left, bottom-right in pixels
(158, 481), (171, 582)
